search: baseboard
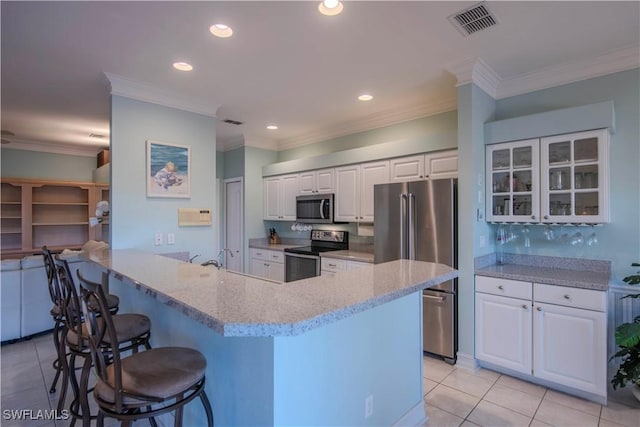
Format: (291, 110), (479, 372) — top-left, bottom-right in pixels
(454, 352), (478, 371)
(393, 400), (427, 427)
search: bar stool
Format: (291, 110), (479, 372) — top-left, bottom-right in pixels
(77, 272), (214, 427)
(55, 260), (151, 427)
(41, 247), (120, 394)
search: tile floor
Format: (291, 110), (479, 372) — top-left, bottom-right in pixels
(2, 332), (640, 426)
(421, 355), (640, 427)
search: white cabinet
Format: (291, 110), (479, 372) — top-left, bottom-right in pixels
(249, 248), (284, 282)
(486, 140), (539, 223)
(540, 129), (609, 223)
(533, 283), (606, 397)
(263, 174), (299, 221)
(321, 256), (371, 277)
(390, 150), (458, 183)
(475, 275), (607, 400)
(335, 161), (389, 222)
(475, 276), (532, 374)
(485, 129), (609, 224)
(299, 169), (334, 195)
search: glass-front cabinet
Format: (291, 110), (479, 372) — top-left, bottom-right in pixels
(486, 139), (539, 222)
(485, 129), (609, 224)
(540, 129), (609, 223)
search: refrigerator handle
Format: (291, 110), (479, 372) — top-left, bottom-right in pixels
(400, 193), (408, 259)
(408, 193), (416, 260)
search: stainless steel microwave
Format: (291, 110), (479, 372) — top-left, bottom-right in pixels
(296, 194), (334, 223)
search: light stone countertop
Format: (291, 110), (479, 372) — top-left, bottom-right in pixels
(83, 248), (457, 337)
(321, 250), (374, 263)
(475, 264), (610, 291)
(248, 237), (307, 251)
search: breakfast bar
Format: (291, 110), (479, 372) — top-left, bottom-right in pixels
(82, 248), (457, 426)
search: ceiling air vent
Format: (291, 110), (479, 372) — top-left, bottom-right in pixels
(448, 2), (498, 36)
(222, 119), (243, 126)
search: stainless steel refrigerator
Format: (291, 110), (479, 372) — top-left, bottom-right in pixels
(374, 178), (457, 363)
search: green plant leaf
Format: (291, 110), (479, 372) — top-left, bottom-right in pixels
(615, 322), (640, 348)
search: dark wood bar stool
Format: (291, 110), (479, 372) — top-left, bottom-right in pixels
(77, 272), (214, 427)
(41, 247), (120, 394)
(55, 260), (151, 427)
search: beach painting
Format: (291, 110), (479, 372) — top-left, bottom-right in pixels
(146, 140), (191, 198)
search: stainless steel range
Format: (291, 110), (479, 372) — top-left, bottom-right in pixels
(284, 230), (348, 282)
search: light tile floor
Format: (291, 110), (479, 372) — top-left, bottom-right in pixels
(2, 333), (640, 426)
(422, 355), (640, 427)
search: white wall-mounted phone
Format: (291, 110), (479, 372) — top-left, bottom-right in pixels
(178, 208), (212, 227)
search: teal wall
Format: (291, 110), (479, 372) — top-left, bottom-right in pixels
(492, 69), (640, 280)
(243, 147), (278, 271)
(456, 83), (496, 358)
(278, 112), (457, 162)
(223, 147), (245, 179)
(110, 95), (217, 258)
(0, 148), (96, 181)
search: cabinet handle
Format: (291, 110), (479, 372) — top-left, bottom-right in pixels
(328, 263), (336, 267)
(531, 215), (536, 220)
(536, 306), (542, 311)
(544, 215), (549, 220)
(498, 285), (504, 290)
(563, 294), (571, 300)
(522, 304), (528, 310)
(419, 175), (424, 179)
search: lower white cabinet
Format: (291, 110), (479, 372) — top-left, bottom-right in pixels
(249, 249), (284, 282)
(475, 275), (606, 401)
(321, 257), (370, 277)
(475, 291), (532, 375)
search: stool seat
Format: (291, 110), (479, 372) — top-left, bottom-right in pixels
(65, 313), (151, 347)
(95, 347), (206, 403)
(50, 294), (119, 318)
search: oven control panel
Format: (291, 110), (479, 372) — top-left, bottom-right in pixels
(311, 230), (347, 243)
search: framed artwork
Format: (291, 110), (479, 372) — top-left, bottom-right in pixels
(146, 140), (191, 198)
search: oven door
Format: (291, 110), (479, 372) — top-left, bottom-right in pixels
(285, 253), (320, 282)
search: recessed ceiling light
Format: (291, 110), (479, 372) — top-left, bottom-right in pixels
(210, 24), (233, 38)
(319, 0), (344, 16)
(358, 94), (373, 101)
(173, 62), (193, 71)
(266, 125), (278, 130)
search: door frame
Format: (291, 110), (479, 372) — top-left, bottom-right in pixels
(224, 177), (244, 272)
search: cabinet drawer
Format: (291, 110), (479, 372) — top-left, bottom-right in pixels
(250, 248), (283, 263)
(534, 283), (606, 312)
(476, 276), (532, 300)
(321, 257), (347, 272)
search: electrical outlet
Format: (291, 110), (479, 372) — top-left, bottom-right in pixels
(154, 233), (163, 246)
(365, 395), (373, 418)
(167, 233), (175, 245)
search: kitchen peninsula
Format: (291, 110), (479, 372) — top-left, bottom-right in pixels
(83, 248), (457, 426)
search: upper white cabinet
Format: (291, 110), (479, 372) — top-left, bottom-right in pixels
(390, 150), (458, 183)
(335, 161), (389, 222)
(540, 129), (609, 223)
(263, 174), (299, 221)
(299, 168), (334, 195)
(486, 140), (540, 223)
(486, 129), (609, 224)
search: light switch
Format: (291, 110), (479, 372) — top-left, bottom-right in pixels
(167, 233), (175, 245)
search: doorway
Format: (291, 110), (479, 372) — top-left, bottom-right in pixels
(224, 178), (243, 272)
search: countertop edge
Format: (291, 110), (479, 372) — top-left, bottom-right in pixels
(474, 268), (609, 291)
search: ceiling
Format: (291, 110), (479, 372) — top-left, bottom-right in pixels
(1, 1), (638, 156)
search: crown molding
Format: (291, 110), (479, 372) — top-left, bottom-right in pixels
(104, 72), (220, 118)
(447, 57), (501, 98)
(495, 44), (640, 99)
(1, 138), (103, 157)
(276, 96), (457, 151)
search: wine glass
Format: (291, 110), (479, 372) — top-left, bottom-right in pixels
(586, 226), (598, 246)
(569, 231), (584, 246)
(544, 225), (556, 241)
(522, 225), (531, 248)
(557, 226), (569, 244)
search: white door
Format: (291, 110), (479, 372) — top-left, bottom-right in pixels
(299, 172), (316, 195)
(360, 160), (389, 222)
(316, 169), (335, 193)
(533, 302), (606, 396)
(280, 174), (300, 220)
(475, 292), (532, 374)
(225, 178), (243, 272)
(335, 165), (360, 222)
